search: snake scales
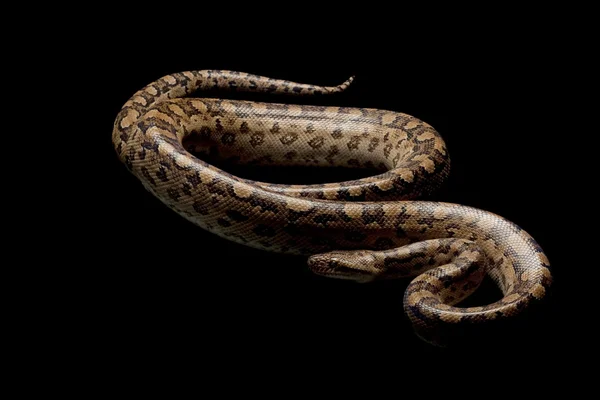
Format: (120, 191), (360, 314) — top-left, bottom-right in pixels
(112, 70), (551, 346)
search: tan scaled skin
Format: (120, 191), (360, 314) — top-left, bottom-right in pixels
(113, 70), (551, 346)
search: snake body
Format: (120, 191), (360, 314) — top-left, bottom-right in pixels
(113, 70), (551, 345)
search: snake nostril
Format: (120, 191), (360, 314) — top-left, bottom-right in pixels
(307, 255), (332, 274)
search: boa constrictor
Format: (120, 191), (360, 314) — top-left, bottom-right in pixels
(112, 70), (551, 346)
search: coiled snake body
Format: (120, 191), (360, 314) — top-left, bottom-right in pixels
(113, 70), (551, 345)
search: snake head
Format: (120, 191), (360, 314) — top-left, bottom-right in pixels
(307, 250), (382, 283)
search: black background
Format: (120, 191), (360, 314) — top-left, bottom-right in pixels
(69, 22), (572, 384)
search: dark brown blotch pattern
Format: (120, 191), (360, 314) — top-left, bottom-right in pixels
(113, 69), (551, 347)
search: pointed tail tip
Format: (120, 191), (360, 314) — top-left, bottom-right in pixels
(330, 75), (355, 92)
(339, 75), (355, 90)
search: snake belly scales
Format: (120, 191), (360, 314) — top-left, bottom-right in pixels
(112, 70), (551, 346)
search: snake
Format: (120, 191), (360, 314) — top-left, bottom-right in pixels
(112, 70), (551, 346)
